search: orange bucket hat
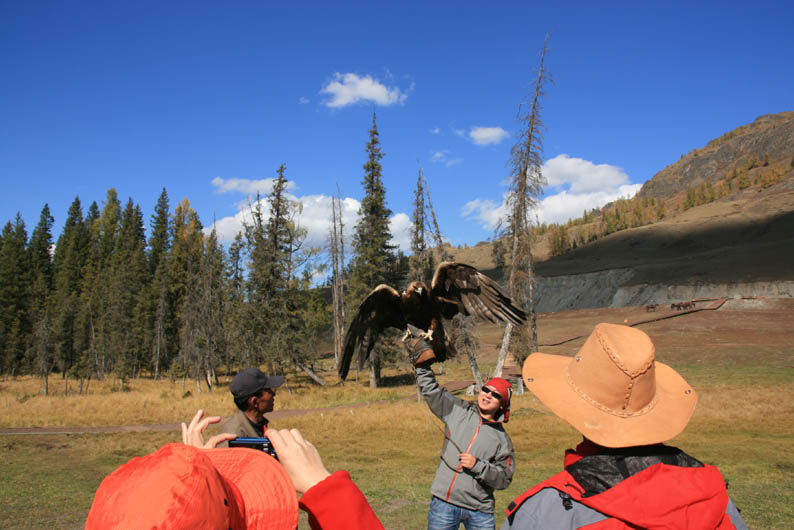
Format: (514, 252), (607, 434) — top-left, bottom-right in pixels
(522, 323), (698, 448)
(85, 443), (298, 530)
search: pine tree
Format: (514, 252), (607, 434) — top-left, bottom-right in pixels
(0, 215), (31, 376)
(169, 198), (204, 389)
(409, 168), (434, 283)
(147, 188), (172, 380)
(105, 199), (148, 384)
(224, 232), (248, 370)
(349, 112), (400, 387)
(73, 201), (101, 381)
(51, 197), (88, 390)
(28, 204), (57, 393)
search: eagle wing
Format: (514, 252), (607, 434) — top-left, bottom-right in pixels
(430, 262), (527, 326)
(338, 284), (406, 380)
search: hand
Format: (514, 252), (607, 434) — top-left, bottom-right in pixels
(268, 428), (331, 494)
(403, 324), (436, 366)
(181, 409), (237, 449)
(458, 453), (477, 469)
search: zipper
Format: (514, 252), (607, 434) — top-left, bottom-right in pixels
(445, 418), (482, 501)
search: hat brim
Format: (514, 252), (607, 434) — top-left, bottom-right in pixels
(206, 448), (298, 529)
(265, 375), (286, 388)
(523, 352), (698, 448)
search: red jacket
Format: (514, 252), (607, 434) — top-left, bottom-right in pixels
(504, 442), (746, 529)
(300, 471), (385, 530)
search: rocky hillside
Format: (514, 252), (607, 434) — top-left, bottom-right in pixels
(637, 112), (794, 199)
(444, 111), (794, 311)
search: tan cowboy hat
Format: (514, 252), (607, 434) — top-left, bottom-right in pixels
(523, 323), (697, 448)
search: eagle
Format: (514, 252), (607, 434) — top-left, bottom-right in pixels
(338, 262), (527, 380)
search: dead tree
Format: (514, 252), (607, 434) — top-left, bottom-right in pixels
(422, 172), (452, 262)
(495, 34), (551, 376)
(423, 173), (482, 384)
(329, 187), (347, 370)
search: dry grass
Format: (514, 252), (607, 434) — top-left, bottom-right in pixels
(1, 304), (793, 528)
(0, 367), (419, 428)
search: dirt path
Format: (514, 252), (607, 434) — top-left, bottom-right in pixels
(0, 380), (474, 435)
(539, 298), (728, 346)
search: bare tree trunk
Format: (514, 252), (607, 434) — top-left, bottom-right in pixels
(329, 188), (347, 372)
(64, 371), (69, 397)
(293, 355), (327, 386)
(422, 173), (451, 262)
(504, 35), (551, 362)
(369, 350), (380, 388)
(494, 322), (512, 378)
(527, 256), (539, 352)
(153, 321), (161, 381)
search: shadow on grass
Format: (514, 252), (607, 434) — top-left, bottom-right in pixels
(378, 373), (416, 387)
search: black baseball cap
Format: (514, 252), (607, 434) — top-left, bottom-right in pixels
(229, 368), (285, 398)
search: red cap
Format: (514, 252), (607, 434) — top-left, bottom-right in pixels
(484, 377), (512, 422)
(86, 443), (298, 530)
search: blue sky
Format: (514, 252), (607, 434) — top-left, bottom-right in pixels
(2, 1), (793, 255)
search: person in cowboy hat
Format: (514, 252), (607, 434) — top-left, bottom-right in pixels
(86, 409), (385, 530)
(404, 324), (515, 530)
(501, 323), (747, 530)
(216, 367), (286, 447)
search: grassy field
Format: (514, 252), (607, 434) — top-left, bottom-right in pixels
(2, 301), (793, 529)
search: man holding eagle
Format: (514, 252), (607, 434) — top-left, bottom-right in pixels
(341, 262), (527, 529)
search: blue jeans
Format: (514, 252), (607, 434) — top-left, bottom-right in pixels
(427, 496), (495, 530)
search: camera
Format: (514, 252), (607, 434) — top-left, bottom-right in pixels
(228, 437), (278, 459)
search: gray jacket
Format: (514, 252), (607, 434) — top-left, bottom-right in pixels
(215, 410), (268, 448)
(417, 365), (515, 514)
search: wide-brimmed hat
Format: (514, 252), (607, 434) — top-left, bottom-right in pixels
(86, 443), (298, 529)
(522, 323), (697, 448)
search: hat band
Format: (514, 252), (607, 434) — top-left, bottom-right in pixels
(565, 369), (659, 418)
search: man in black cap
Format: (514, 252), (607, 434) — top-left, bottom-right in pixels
(216, 367), (285, 447)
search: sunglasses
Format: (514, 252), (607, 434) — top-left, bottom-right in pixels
(480, 386), (502, 401)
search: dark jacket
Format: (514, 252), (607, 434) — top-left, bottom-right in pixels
(215, 410), (268, 448)
(417, 365), (515, 514)
(502, 440), (747, 529)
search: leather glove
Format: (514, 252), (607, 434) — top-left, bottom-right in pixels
(402, 324), (436, 366)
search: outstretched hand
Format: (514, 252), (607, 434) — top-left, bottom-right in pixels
(268, 428), (331, 494)
(181, 409), (237, 449)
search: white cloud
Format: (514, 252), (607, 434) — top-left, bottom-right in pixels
(299, 96), (310, 104)
(210, 191), (360, 249)
(431, 150), (463, 168)
(543, 154), (630, 194)
(453, 128), (466, 138)
(208, 181), (413, 254)
(430, 127), (440, 135)
(211, 177), (297, 196)
(536, 184), (641, 225)
(320, 73), (407, 108)
(461, 198), (507, 231)
(469, 126), (509, 146)
(389, 212), (412, 253)
(461, 154), (641, 228)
